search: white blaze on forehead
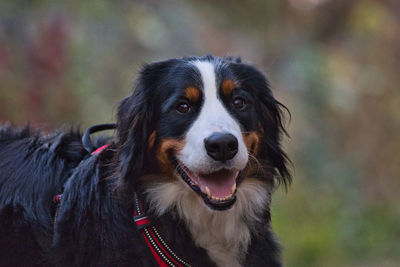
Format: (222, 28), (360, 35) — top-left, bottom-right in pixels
(194, 61), (236, 131)
(177, 60), (248, 174)
(195, 61), (218, 104)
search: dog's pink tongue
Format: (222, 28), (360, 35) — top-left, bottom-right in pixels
(198, 169), (238, 198)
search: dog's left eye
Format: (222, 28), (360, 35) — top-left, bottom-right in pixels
(232, 97), (245, 110)
(176, 102), (191, 114)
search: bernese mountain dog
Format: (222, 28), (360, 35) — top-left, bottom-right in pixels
(0, 55), (291, 267)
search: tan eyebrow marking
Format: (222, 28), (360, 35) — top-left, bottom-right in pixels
(184, 86), (201, 102)
(221, 79), (236, 96)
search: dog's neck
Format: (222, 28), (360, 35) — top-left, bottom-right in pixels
(144, 177), (271, 267)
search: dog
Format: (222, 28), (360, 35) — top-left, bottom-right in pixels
(0, 55), (291, 267)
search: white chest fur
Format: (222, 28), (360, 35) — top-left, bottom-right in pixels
(145, 178), (270, 267)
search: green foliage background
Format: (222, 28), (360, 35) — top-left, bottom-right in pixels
(1, 1), (399, 266)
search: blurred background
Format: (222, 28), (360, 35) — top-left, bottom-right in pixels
(0, 0), (399, 266)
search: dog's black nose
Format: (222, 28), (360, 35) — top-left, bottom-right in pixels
(204, 132), (238, 163)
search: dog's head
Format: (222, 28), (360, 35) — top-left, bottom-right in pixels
(116, 55), (290, 211)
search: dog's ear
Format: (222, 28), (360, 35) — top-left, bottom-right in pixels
(116, 90), (151, 190)
(230, 63), (292, 188)
(115, 61), (173, 191)
(256, 78), (292, 189)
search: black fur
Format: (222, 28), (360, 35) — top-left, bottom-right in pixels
(0, 126), (88, 266)
(0, 55), (290, 266)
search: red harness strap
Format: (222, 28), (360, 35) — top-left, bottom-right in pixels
(54, 144), (110, 205)
(91, 144), (110, 155)
(55, 143), (189, 267)
(133, 193), (190, 267)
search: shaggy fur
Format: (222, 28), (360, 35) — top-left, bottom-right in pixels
(0, 55), (290, 267)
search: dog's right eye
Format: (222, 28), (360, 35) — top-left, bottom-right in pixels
(176, 102), (191, 114)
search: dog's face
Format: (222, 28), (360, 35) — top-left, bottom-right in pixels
(116, 55), (290, 211)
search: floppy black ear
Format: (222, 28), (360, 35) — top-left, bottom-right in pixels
(115, 61), (172, 191)
(256, 79), (292, 188)
(116, 90), (152, 190)
(230, 63), (292, 188)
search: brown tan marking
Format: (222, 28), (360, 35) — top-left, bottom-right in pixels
(243, 131), (260, 156)
(221, 79), (236, 96)
(156, 138), (185, 173)
(184, 86), (200, 102)
(148, 131), (156, 149)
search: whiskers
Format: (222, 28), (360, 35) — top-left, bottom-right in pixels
(247, 153), (263, 174)
(245, 151), (284, 189)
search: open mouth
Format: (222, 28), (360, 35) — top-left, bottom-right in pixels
(172, 157), (240, 210)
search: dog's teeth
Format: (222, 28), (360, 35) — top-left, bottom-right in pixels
(209, 194), (234, 202)
(205, 186), (211, 197)
(232, 183), (236, 193)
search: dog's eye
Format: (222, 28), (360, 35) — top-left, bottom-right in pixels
(176, 102), (191, 114)
(232, 97), (245, 110)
